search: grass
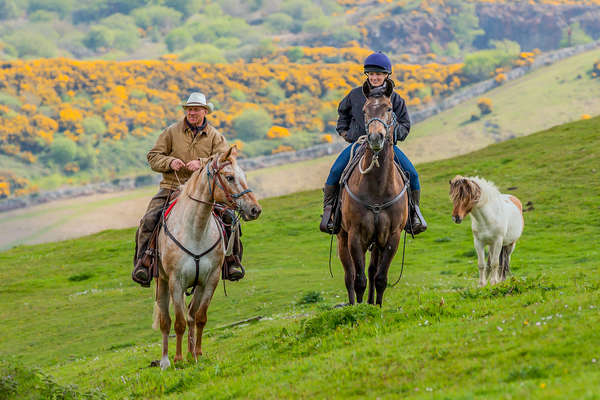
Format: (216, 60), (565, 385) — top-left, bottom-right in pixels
(0, 116), (599, 399)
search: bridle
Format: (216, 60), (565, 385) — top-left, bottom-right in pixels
(165, 156), (253, 296)
(359, 104), (397, 174)
(188, 157), (253, 210)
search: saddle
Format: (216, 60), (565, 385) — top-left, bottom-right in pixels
(134, 191), (239, 287)
(329, 142), (412, 234)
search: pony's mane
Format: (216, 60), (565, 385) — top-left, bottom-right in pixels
(450, 175), (501, 206)
(467, 176), (500, 205)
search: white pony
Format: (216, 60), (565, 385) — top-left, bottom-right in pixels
(449, 175), (524, 286)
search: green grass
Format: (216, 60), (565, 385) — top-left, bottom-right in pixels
(0, 117), (599, 399)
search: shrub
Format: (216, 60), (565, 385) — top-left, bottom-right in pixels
(297, 291), (323, 305)
(265, 13), (294, 33)
(27, 0), (73, 18)
(232, 107), (272, 141)
(560, 22), (593, 48)
(165, 27), (193, 52)
(477, 98), (492, 115)
(3, 31), (57, 58)
(82, 116), (107, 136)
(178, 43), (226, 63)
(83, 26), (115, 51)
(132, 5), (182, 32)
(48, 137), (77, 165)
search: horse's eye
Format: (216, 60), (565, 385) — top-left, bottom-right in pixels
(387, 107), (392, 112)
(226, 175), (235, 182)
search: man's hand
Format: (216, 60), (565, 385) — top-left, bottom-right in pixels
(186, 160), (203, 171)
(170, 158), (185, 171)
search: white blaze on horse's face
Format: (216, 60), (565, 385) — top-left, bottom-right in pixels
(364, 98), (391, 153)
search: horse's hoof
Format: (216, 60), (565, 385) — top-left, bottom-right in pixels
(160, 356), (171, 370)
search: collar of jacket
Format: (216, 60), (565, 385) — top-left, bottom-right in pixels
(184, 117), (208, 135)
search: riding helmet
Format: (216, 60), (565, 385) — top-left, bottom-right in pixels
(364, 51), (392, 74)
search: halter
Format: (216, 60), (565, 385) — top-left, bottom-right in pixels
(360, 108), (397, 174)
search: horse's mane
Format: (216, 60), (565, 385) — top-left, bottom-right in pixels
(181, 154), (219, 197)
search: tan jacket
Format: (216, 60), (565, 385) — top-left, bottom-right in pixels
(147, 119), (229, 190)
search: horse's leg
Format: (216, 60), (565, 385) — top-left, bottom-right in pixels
(348, 231), (368, 305)
(193, 269), (220, 358)
(488, 238), (503, 285)
(501, 242), (516, 282)
(367, 246), (380, 305)
(375, 233), (401, 306)
(474, 238), (487, 287)
(337, 231), (355, 305)
(169, 277), (187, 364)
(155, 277), (171, 370)
(355, 250), (368, 304)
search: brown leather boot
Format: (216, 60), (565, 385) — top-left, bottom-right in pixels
(406, 189), (427, 235)
(319, 184), (339, 234)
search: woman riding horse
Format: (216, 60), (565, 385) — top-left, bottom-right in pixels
(320, 52), (427, 235)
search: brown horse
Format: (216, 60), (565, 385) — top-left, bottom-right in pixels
(153, 146), (261, 369)
(337, 81), (409, 306)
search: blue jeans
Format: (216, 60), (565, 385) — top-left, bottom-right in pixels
(326, 144), (420, 191)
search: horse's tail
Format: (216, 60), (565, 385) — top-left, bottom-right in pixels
(499, 244), (513, 280)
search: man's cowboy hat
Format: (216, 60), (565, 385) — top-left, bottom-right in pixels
(182, 92), (213, 113)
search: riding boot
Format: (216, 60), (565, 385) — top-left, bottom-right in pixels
(408, 189), (427, 235)
(222, 211), (245, 281)
(319, 184), (339, 234)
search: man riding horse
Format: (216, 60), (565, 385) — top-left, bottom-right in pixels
(320, 51), (427, 235)
(132, 92), (245, 287)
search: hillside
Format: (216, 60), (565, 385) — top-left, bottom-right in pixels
(0, 116), (598, 398)
(1, 0), (600, 199)
(1, 46), (598, 250)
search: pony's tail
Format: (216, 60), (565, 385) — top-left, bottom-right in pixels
(499, 244), (512, 280)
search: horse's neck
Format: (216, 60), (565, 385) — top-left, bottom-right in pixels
(470, 195), (499, 225)
(170, 174), (214, 240)
(359, 144), (398, 195)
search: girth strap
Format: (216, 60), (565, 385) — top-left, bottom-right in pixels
(343, 181), (407, 214)
(163, 219), (222, 296)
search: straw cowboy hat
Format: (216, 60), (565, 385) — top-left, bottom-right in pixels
(182, 92), (214, 113)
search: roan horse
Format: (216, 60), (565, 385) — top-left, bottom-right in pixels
(337, 80), (409, 306)
(153, 146), (261, 369)
(449, 175), (524, 287)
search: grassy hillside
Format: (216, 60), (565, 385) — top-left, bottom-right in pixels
(0, 116), (599, 398)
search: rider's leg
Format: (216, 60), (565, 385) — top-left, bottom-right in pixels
(132, 188), (171, 286)
(320, 145), (353, 233)
(221, 209), (244, 281)
(393, 146), (427, 234)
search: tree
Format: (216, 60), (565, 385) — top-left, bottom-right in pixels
(83, 26), (115, 51)
(232, 108), (272, 141)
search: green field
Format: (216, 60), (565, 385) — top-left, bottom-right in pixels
(1, 116), (599, 399)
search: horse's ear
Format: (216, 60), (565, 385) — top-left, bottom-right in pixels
(220, 145), (236, 162)
(384, 78), (395, 97)
(362, 81), (370, 98)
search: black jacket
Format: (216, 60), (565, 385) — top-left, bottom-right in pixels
(336, 85), (411, 143)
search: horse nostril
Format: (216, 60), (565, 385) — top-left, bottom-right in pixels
(251, 207), (261, 218)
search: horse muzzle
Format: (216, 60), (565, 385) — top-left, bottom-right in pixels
(367, 133), (384, 152)
(240, 203), (262, 221)
(452, 215), (463, 224)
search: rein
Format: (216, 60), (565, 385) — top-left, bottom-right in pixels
(166, 157), (252, 296)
